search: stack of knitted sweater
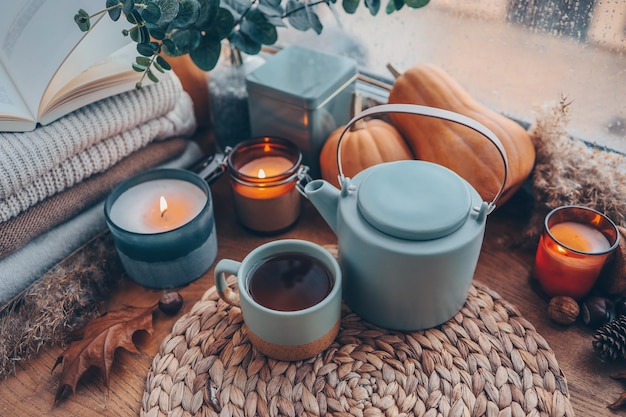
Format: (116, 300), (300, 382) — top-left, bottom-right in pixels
(0, 71), (200, 304)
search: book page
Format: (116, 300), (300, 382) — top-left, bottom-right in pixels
(38, 43), (154, 126)
(0, 0), (128, 118)
(42, 16), (132, 113)
(0, 62), (35, 131)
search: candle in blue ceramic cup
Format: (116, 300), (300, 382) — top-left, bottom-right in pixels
(105, 168), (218, 288)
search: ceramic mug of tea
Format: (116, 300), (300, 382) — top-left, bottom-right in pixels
(214, 239), (342, 361)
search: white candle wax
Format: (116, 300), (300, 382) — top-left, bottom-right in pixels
(109, 179), (206, 234)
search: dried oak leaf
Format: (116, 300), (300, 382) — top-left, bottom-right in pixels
(52, 305), (154, 404)
(609, 391), (626, 410)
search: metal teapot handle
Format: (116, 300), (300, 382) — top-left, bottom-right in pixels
(336, 103), (509, 212)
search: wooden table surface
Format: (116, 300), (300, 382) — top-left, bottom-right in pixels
(0, 164), (624, 416)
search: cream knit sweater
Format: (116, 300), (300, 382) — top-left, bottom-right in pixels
(0, 72), (196, 222)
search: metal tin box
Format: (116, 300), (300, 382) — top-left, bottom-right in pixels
(246, 46), (357, 178)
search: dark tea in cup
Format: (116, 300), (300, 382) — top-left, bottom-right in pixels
(215, 239), (342, 361)
(248, 252), (333, 311)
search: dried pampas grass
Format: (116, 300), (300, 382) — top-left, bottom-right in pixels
(0, 232), (123, 378)
(521, 95), (626, 246)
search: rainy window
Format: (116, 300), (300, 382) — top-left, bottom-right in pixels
(277, 0), (626, 153)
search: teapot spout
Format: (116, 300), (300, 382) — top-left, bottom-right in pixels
(304, 179), (340, 233)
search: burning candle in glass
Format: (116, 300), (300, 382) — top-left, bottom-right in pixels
(228, 137), (305, 233)
(533, 205), (620, 299)
(105, 169), (218, 289)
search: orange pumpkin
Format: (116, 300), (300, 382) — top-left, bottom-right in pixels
(320, 94), (414, 187)
(387, 63), (535, 205)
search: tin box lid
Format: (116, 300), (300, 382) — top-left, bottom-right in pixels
(356, 161), (473, 240)
(246, 45), (358, 110)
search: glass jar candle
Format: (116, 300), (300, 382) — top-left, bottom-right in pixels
(227, 137), (307, 233)
(533, 205), (620, 299)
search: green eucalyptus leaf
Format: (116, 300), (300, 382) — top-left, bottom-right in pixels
(126, 9), (143, 24)
(130, 25), (150, 42)
(106, 0), (123, 20)
(259, 0), (281, 8)
(137, 41), (159, 56)
(342, 0), (359, 14)
(141, 2), (162, 23)
(195, 0), (219, 28)
(161, 38), (177, 54)
(132, 62), (148, 72)
(285, 0), (310, 31)
(156, 55), (172, 70)
(257, 3), (283, 18)
(229, 31), (262, 55)
(122, 0), (136, 15)
(147, 69), (160, 83)
(129, 26), (141, 42)
(163, 29), (202, 55)
(240, 9), (277, 45)
(209, 8), (235, 39)
(222, 0), (252, 16)
(262, 14), (287, 27)
(153, 60), (165, 72)
(364, 0), (380, 15)
(74, 9), (91, 31)
(189, 37), (221, 70)
(257, 0), (284, 22)
(194, 0), (220, 31)
(404, 0), (428, 8)
(172, 0), (200, 28)
(306, 7), (323, 34)
(136, 55), (152, 66)
(148, 26), (166, 39)
(154, 0), (180, 23)
(385, 0), (403, 13)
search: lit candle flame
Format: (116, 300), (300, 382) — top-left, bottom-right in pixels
(160, 195), (168, 217)
(555, 244), (568, 255)
(258, 168), (266, 179)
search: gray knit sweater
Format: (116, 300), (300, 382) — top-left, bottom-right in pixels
(0, 72), (196, 222)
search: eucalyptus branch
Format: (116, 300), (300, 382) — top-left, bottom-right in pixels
(135, 53), (159, 89)
(90, 4), (123, 19)
(242, 0), (258, 20)
(74, 0), (430, 87)
(282, 0), (331, 18)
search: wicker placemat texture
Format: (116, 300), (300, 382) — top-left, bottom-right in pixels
(141, 275), (574, 417)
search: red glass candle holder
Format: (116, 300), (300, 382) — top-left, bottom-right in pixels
(533, 205), (620, 299)
(227, 137), (307, 233)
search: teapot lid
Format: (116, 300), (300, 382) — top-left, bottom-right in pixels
(356, 161), (472, 240)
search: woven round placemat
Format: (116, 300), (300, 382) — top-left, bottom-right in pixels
(141, 275), (574, 417)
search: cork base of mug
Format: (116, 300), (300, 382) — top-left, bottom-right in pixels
(246, 319), (340, 362)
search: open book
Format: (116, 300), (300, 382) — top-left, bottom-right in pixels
(0, 1), (145, 132)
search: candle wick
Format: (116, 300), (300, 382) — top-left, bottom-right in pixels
(161, 209), (167, 218)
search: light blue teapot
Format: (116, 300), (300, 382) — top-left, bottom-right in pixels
(304, 104), (508, 331)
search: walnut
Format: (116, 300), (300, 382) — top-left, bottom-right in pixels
(548, 296), (580, 325)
